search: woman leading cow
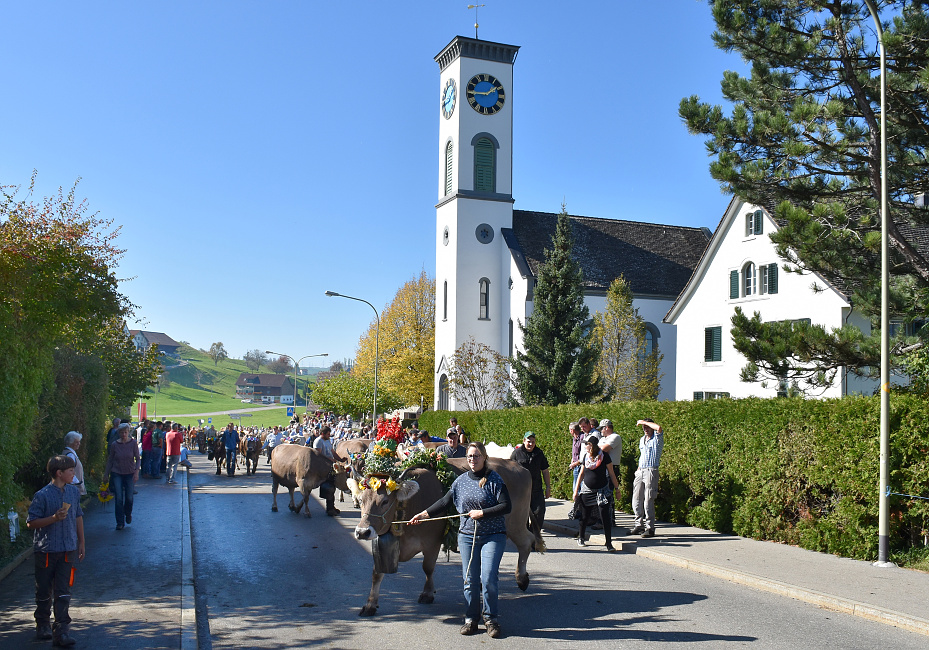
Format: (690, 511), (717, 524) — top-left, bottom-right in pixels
(409, 441), (510, 639)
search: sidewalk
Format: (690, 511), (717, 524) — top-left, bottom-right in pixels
(0, 470), (195, 649)
(542, 498), (929, 637)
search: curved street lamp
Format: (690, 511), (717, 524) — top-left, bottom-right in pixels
(325, 290), (380, 420)
(265, 351), (328, 410)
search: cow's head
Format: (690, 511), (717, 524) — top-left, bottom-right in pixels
(353, 474), (420, 540)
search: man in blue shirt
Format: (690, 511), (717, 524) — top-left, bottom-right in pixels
(631, 419), (663, 538)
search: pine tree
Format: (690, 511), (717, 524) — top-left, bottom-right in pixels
(680, 0), (929, 383)
(512, 206), (601, 405)
(592, 276), (663, 401)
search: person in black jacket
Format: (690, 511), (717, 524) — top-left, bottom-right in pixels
(510, 432), (550, 540)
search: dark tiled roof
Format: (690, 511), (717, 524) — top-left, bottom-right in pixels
(137, 331), (182, 348)
(512, 210), (710, 297)
(235, 373), (292, 388)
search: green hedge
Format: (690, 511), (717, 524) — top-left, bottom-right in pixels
(421, 395), (929, 561)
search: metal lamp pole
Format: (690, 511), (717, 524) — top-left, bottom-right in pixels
(325, 291), (380, 421)
(266, 351), (329, 410)
(862, 0), (892, 567)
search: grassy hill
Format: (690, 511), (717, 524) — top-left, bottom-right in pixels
(133, 345), (318, 427)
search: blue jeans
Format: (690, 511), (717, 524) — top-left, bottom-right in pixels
(150, 447), (163, 478)
(458, 532), (506, 622)
(141, 450), (152, 475)
(111, 473), (134, 526)
(225, 449), (236, 474)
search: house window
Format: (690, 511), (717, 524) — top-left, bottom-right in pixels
(743, 262), (756, 296)
(694, 390), (730, 400)
(638, 323), (659, 370)
(705, 326), (722, 362)
(444, 140), (454, 196)
(745, 209), (763, 236)
(479, 278), (490, 320)
(443, 281), (448, 321)
(760, 263), (778, 294)
(474, 138), (495, 192)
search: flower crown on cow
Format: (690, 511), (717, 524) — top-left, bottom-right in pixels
(359, 474), (400, 493)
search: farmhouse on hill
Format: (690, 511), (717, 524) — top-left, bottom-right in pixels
(234, 373), (296, 404)
(130, 330), (183, 357)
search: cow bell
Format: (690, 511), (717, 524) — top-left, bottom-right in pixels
(373, 531), (400, 574)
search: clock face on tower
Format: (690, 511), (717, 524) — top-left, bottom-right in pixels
(466, 74), (505, 115)
(441, 78), (456, 119)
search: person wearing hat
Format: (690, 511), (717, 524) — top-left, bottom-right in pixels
(437, 427), (466, 459)
(632, 419), (663, 538)
(510, 432), (551, 539)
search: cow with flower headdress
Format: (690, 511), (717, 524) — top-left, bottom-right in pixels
(348, 417), (540, 617)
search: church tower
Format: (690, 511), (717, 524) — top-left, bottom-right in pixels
(433, 36), (519, 411)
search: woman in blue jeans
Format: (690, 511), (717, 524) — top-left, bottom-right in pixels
(410, 441), (511, 638)
(103, 424), (140, 530)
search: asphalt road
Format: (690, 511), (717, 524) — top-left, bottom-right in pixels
(187, 453), (929, 649)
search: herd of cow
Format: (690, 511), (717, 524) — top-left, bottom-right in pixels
(198, 431), (541, 617)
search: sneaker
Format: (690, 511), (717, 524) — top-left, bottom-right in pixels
(126, 514), (132, 524)
(36, 624), (53, 640)
(53, 633), (76, 647)
(576, 538), (586, 547)
(630, 525), (645, 535)
(641, 529), (655, 538)
(116, 524), (125, 531)
(326, 508), (341, 516)
(605, 544), (617, 553)
(460, 620), (478, 635)
(485, 619), (502, 638)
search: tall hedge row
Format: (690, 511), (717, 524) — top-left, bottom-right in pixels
(421, 395), (929, 560)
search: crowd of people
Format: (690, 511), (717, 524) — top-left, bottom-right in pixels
(24, 411), (663, 644)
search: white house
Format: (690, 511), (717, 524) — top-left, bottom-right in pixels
(664, 197), (878, 399)
(432, 35), (709, 410)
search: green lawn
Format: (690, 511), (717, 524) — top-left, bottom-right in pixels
(133, 345), (317, 427)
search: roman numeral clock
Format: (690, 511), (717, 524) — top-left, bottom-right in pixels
(466, 74), (505, 115)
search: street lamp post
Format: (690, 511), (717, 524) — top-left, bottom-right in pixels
(862, 0), (892, 567)
(325, 291), (380, 421)
(266, 351), (329, 411)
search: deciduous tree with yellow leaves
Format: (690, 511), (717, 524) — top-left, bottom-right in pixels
(353, 271), (435, 408)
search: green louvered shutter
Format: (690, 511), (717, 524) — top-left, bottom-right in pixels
(754, 210), (763, 235)
(705, 326), (721, 362)
(767, 263), (778, 294)
(730, 270), (739, 299)
(474, 138), (495, 192)
(445, 141), (454, 196)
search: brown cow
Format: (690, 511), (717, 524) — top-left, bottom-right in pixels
(334, 439), (372, 507)
(270, 444), (336, 517)
(350, 457), (540, 617)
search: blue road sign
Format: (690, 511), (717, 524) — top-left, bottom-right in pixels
(287, 407), (295, 417)
(208, 418), (212, 424)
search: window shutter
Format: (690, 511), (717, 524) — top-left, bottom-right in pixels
(474, 138), (495, 192)
(444, 142), (454, 196)
(693, 391), (705, 401)
(730, 270), (739, 299)
(767, 263), (778, 294)
(705, 326), (722, 362)
(754, 210), (763, 235)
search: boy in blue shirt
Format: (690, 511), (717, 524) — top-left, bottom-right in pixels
(27, 454), (85, 646)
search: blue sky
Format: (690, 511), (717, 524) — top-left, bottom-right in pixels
(3, 1), (744, 364)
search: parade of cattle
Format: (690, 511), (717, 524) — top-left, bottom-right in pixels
(125, 412), (653, 639)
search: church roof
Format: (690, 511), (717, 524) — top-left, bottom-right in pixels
(509, 210), (711, 298)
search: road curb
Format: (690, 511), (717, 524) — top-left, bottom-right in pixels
(631, 546), (929, 638)
(181, 468), (197, 650)
(0, 546), (33, 584)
